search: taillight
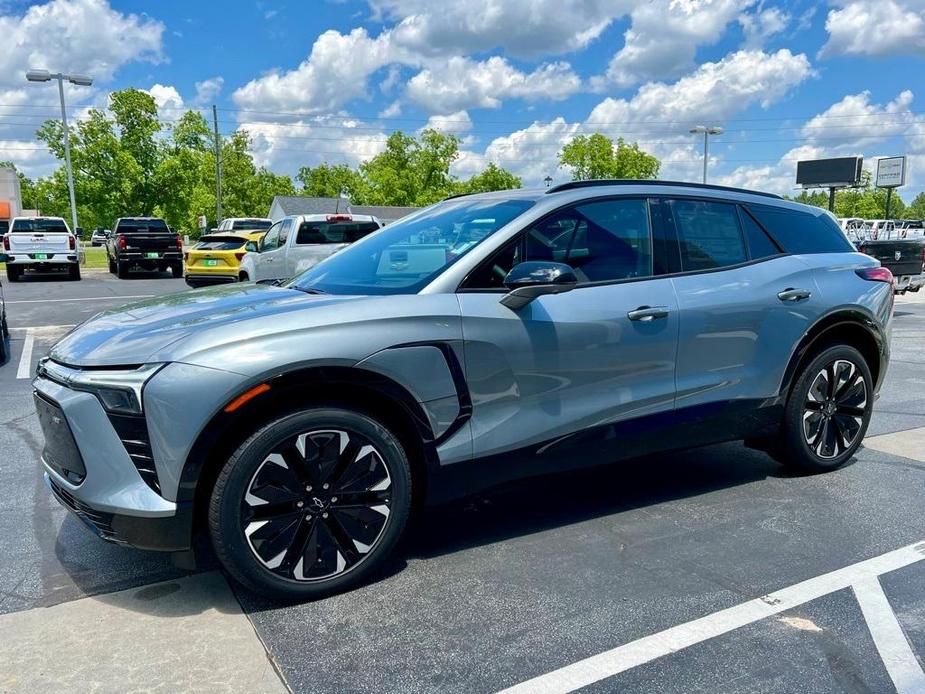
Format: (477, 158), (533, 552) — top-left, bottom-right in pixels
(68, 234), (76, 250)
(117, 234), (126, 251)
(856, 267), (894, 284)
(175, 236), (183, 251)
(2, 235), (9, 251)
(234, 252), (246, 261)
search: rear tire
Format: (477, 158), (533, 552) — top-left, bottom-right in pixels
(6, 265), (20, 282)
(116, 261), (129, 279)
(108, 256), (116, 273)
(69, 263), (81, 281)
(778, 345), (873, 473)
(209, 407), (412, 600)
(170, 263), (183, 279)
(0, 314), (8, 363)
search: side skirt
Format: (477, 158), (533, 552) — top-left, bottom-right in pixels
(426, 398), (783, 504)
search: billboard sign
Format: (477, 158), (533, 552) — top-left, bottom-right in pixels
(796, 157), (863, 188)
(875, 156), (906, 188)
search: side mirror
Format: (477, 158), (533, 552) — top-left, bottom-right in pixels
(500, 261), (578, 310)
(245, 241), (258, 253)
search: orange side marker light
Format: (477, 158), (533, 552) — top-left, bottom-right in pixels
(224, 383), (271, 412)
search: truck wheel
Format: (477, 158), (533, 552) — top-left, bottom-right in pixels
(69, 264), (81, 281)
(116, 261), (129, 279)
(6, 265), (20, 282)
(238, 272), (249, 283)
(108, 256), (116, 273)
(0, 314), (8, 363)
(777, 345), (872, 473)
(170, 263), (183, 279)
(209, 408), (412, 600)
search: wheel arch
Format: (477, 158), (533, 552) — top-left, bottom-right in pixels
(178, 365), (440, 542)
(779, 310), (886, 401)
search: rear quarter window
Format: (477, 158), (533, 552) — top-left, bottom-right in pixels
(746, 205), (854, 254)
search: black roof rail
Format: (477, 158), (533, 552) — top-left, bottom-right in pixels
(545, 179), (782, 199)
(444, 191), (475, 201)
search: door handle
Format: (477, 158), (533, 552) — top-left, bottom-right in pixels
(627, 305), (670, 321)
(265, 257), (275, 262)
(777, 288), (811, 302)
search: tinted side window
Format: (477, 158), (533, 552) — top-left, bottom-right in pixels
(278, 219), (292, 246)
(747, 205), (855, 254)
(261, 222), (282, 251)
(463, 198), (652, 288)
(739, 207), (781, 259)
(297, 222), (380, 244)
(670, 200), (747, 271)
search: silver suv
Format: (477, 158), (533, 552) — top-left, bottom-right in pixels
(33, 181), (893, 599)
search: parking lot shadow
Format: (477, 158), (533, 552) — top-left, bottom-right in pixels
(405, 442), (785, 560)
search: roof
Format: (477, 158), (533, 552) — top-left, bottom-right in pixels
(269, 196), (347, 216)
(350, 205), (419, 221)
(546, 179), (782, 199)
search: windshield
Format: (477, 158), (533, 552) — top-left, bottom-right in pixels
(296, 221), (380, 244)
(11, 218), (69, 233)
(287, 197), (534, 295)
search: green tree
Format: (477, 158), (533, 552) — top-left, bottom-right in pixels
(360, 129), (460, 206)
(907, 191), (925, 219)
(459, 162), (522, 194)
(559, 133), (660, 181)
(297, 163), (366, 200)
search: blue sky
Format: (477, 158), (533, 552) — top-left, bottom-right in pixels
(2, 0), (924, 201)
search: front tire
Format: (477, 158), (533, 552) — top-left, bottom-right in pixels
(209, 408), (412, 600)
(778, 345), (873, 472)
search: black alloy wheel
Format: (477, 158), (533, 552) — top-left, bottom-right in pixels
(210, 408), (411, 599)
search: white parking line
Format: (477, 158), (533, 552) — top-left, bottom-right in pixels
(15, 328), (34, 379)
(854, 576), (925, 693)
(5, 294), (153, 304)
(498, 541), (925, 694)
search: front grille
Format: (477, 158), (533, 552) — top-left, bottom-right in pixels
(107, 412), (161, 494)
(47, 476), (122, 543)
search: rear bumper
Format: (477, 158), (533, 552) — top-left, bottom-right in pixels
(894, 272), (924, 291)
(6, 254), (77, 265)
(185, 273), (238, 287)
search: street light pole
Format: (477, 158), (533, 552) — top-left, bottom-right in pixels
(56, 75), (79, 235)
(26, 69), (92, 234)
(690, 125), (723, 184)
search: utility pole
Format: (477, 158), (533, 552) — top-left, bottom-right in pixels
(212, 104), (223, 224)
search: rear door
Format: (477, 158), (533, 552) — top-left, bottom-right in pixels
(457, 196), (679, 469)
(668, 198), (827, 412)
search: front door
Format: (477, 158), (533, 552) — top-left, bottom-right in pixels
(253, 220), (287, 281)
(457, 197), (679, 472)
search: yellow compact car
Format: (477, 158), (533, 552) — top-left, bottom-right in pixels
(184, 231), (264, 288)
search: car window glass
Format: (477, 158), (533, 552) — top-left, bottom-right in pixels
(11, 218), (69, 233)
(747, 205), (855, 254)
(261, 222), (282, 251)
(278, 219), (292, 246)
(739, 207), (781, 259)
(297, 221), (380, 244)
(464, 198), (653, 288)
(670, 200), (747, 271)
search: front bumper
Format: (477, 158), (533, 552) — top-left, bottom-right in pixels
(33, 374), (192, 551)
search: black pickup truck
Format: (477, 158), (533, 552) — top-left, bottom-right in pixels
(854, 232), (925, 294)
(107, 217), (183, 279)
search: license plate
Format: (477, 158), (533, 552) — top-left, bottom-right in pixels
(203, 259), (219, 266)
(34, 393), (86, 483)
(145, 252), (160, 259)
(34, 253), (48, 260)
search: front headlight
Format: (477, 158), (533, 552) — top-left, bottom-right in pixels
(36, 359), (164, 415)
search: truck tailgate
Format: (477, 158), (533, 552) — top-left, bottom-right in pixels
(120, 233), (178, 251)
(7, 232), (72, 254)
(861, 240), (924, 277)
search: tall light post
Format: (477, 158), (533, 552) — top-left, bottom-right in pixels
(690, 125), (723, 184)
(26, 69), (93, 234)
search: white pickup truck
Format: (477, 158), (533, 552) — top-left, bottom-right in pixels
(2, 216), (81, 281)
(238, 213), (382, 283)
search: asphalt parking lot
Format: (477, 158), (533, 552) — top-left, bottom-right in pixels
(1, 270), (924, 693)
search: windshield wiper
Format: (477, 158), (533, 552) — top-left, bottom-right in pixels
(290, 286), (328, 295)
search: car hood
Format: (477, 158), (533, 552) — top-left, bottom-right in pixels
(49, 283), (359, 367)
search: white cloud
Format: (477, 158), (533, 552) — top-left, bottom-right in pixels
(371, 0), (628, 58)
(800, 90), (918, 150)
(479, 117), (582, 184)
(820, 0), (925, 58)
(0, 0), (165, 176)
(232, 28), (412, 115)
(147, 84), (184, 111)
(603, 0), (753, 87)
(422, 111), (473, 134)
(739, 5), (790, 48)
(194, 77), (224, 106)
(406, 57), (581, 113)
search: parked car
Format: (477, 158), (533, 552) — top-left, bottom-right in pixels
(185, 230), (267, 288)
(107, 217), (183, 279)
(217, 217), (273, 233)
(238, 213), (382, 283)
(2, 216), (81, 281)
(90, 228), (110, 246)
(0, 253), (8, 363)
(34, 180), (893, 600)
